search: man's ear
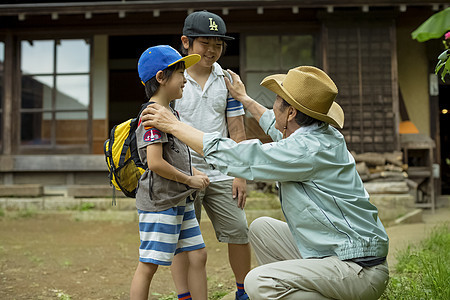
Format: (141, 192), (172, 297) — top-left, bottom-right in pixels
(288, 106), (297, 121)
(181, 35), (190, 51)
(155, 70), (165, 84)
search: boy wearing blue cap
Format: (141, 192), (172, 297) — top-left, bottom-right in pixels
(174, 11), (250, 300)
(130, 45), (209, 300)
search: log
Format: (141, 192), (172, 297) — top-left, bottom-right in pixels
(353, 152), (386, 166)
(356, 162), (370, 177)
(364, 181), (409, 194)
(374, 164), (404, 173)
(384, 151), (404, 167)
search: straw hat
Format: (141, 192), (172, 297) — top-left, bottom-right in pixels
(261, 66), (344, 129)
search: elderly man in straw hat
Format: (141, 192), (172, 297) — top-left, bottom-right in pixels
(140, 66), (389, 300)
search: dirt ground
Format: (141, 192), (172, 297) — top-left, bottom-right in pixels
(0, 210), (256, 300)
(1, 202), (448, 300)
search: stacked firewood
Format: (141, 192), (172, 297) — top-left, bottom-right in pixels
(352, 151), (413, 194)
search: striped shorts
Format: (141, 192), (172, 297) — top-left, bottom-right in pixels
(137, 199), (205, 266)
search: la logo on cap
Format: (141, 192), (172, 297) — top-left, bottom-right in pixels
(209, 18), (218, 31)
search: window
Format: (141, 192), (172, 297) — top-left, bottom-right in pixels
(0, 41), (4, 151)
(20, 39), (91, 151)
(245, 35), (315, 108)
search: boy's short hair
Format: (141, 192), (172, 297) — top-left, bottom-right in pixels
(144, 61), (185, 100)
(180, 36), (227, 57)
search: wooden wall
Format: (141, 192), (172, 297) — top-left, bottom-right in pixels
(324, 18), (399, 153)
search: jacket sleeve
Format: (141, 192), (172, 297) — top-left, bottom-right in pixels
(202, 131), (313, 182)
(259, 110), (282, 142)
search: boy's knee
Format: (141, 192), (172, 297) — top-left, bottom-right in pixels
(138, 261), (158, 277)
(189, 248), (207, 266)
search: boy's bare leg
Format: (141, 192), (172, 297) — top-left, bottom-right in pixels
(130, 262), (158, 300)
(187, 248), (208, 300)
(171, 252), (190, 295)
(229, 243), (251, 283)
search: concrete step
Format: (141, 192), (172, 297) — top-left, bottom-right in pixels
(0, 184), (44, 197)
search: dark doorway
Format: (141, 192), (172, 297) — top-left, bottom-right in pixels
(107, 33), (240, 131)
(108, 35), (181, 130)
(439, 84), (450, 194)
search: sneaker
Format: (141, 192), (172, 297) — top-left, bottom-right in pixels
(235, 291), (249, 300)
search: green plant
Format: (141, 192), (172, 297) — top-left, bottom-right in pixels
(17, 209), (36, 218)
(51, 289), (72, 300)
(151, 291), (177, 300)
(436, 49), (450, 82)
(381, 224), (450, 299)
(62, 260), (72, 267)
(210, 290), (229, 300)
(80, 202), (95, 211)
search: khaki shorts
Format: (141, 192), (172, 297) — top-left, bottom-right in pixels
(245, 217), (389, 300)
(195, 179), (249, 244)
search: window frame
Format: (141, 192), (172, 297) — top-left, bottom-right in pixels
(0, 37), (4, 153)
(242, 32), (321, 109)
(17, 37), (93, 154)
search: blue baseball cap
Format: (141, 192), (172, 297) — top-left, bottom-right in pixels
(138, 45), (200, 84)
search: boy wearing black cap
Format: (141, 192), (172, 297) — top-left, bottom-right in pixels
(130, 45), (209, 300)
(173, 10), (250, 300)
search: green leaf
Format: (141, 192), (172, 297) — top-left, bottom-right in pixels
(442, 56), (450, 82)
(438, 50), (449, 61)
(436, 61), (445, 73)
(445, 52), (450, 69)
(441, 69), (448, 82)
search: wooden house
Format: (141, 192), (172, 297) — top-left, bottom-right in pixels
(0, 0), (448, 198)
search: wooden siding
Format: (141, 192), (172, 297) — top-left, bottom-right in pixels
(325, 21), (399, 153)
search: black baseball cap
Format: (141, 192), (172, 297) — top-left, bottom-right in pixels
(183, 10), (234, 40)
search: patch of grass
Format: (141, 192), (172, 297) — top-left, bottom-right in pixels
(0, 207), (4, 217)
(210, 290), (229, 300)
(246, 190), (280, 210)
(62, 260), (72, 267)
(24, 251), (44, 265)
(381, 224), (450, 299)
(17, 209), (36, 218)
(151, 280), (231, 300)
(151, 291), (177, 300)
(248, 190), (277, 199)
(51, 289), (72, 300)
(80, 202), (95, 211)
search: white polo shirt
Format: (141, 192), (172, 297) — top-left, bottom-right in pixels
(174, 62), (245, 182)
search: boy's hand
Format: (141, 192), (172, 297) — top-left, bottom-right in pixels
(187, 174), (210, 189)
(224, 69), (249, 102)
(233, 177), (247, 209)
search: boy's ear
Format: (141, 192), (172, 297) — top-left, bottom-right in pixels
(155, 70), (165, 84)
(181, 35), (190, 50)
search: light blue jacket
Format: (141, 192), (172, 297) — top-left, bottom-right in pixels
(202, 110), (389, 260)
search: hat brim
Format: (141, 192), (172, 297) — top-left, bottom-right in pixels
(169, 53), (201, 69)
(261, 74), (344, 129)
(187, 34), (235, 40)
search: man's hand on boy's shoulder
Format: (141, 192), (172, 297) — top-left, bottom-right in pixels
(224, 69), (248, 102)
(141, 103), (179, 133)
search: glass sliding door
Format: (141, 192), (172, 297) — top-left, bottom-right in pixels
(20, 39), (91, 152)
